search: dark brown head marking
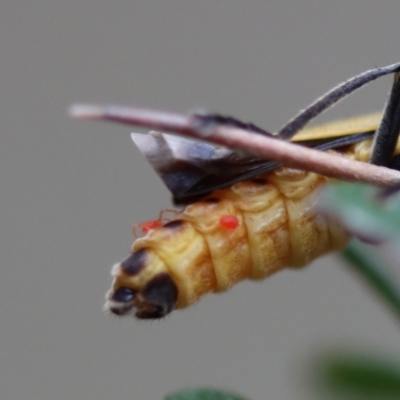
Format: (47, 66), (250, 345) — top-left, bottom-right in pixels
(121, 248), (147, 276)
(135, 273), (178, 319)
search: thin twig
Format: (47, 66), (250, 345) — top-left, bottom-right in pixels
(70, 104), (400, 187)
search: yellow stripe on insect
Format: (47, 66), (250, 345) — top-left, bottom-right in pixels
(294, 112), (382, 141)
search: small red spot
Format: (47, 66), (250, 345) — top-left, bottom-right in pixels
(140, 220), (162, 233)
(132, 209), (180, 238)
(219, 215), (239, 230)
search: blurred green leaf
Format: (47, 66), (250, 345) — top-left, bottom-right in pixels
(319, 182), (400, 241)
(341, 240), (400, 322)
(165, 388), (248, 400)
(319, 182), (400, 321)
(313, 352), (400, 399)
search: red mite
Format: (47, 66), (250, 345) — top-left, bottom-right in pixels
(132, 209), (179, 237)
(219, 215), (239, 230)
(138, 219), (162, 233)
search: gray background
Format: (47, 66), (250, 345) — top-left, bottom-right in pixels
(1, 2), (400, 399)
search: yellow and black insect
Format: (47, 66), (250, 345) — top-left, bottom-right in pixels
(72, 62), (400, 319)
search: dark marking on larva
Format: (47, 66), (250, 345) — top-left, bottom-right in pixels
(203, 197), (220, 204)
(251, 178), (267, 185)
(135, 306), (166, 319)
(121, 249), (147, 276)
(163, 219), (184, 229)
(135, 273), (178, 320)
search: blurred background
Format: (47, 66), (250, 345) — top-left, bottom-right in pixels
(1, 2), (400, 399)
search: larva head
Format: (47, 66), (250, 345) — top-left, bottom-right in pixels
(104, 248), (178, 319)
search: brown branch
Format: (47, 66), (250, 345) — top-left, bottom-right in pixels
(69, 104), (400, 187)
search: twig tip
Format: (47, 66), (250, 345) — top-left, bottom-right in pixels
(69, 104), (105, 119)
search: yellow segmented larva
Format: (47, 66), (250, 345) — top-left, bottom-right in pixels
(105, 138), (380, 319)
(70, 62), (400, 319)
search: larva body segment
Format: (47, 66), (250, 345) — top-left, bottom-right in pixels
(132, 219), (216, 309)
(182, 196), (251, 292)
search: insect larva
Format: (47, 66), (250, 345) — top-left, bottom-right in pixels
(105, 138), (391, 319)
(71, 62), (400, 319)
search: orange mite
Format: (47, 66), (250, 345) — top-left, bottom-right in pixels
(219, 215), (239, 230)
(133, 219), (162, 237)
(132, 209), (179, 237)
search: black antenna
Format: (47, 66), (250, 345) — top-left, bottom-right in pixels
(277, 62), (400, 140)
